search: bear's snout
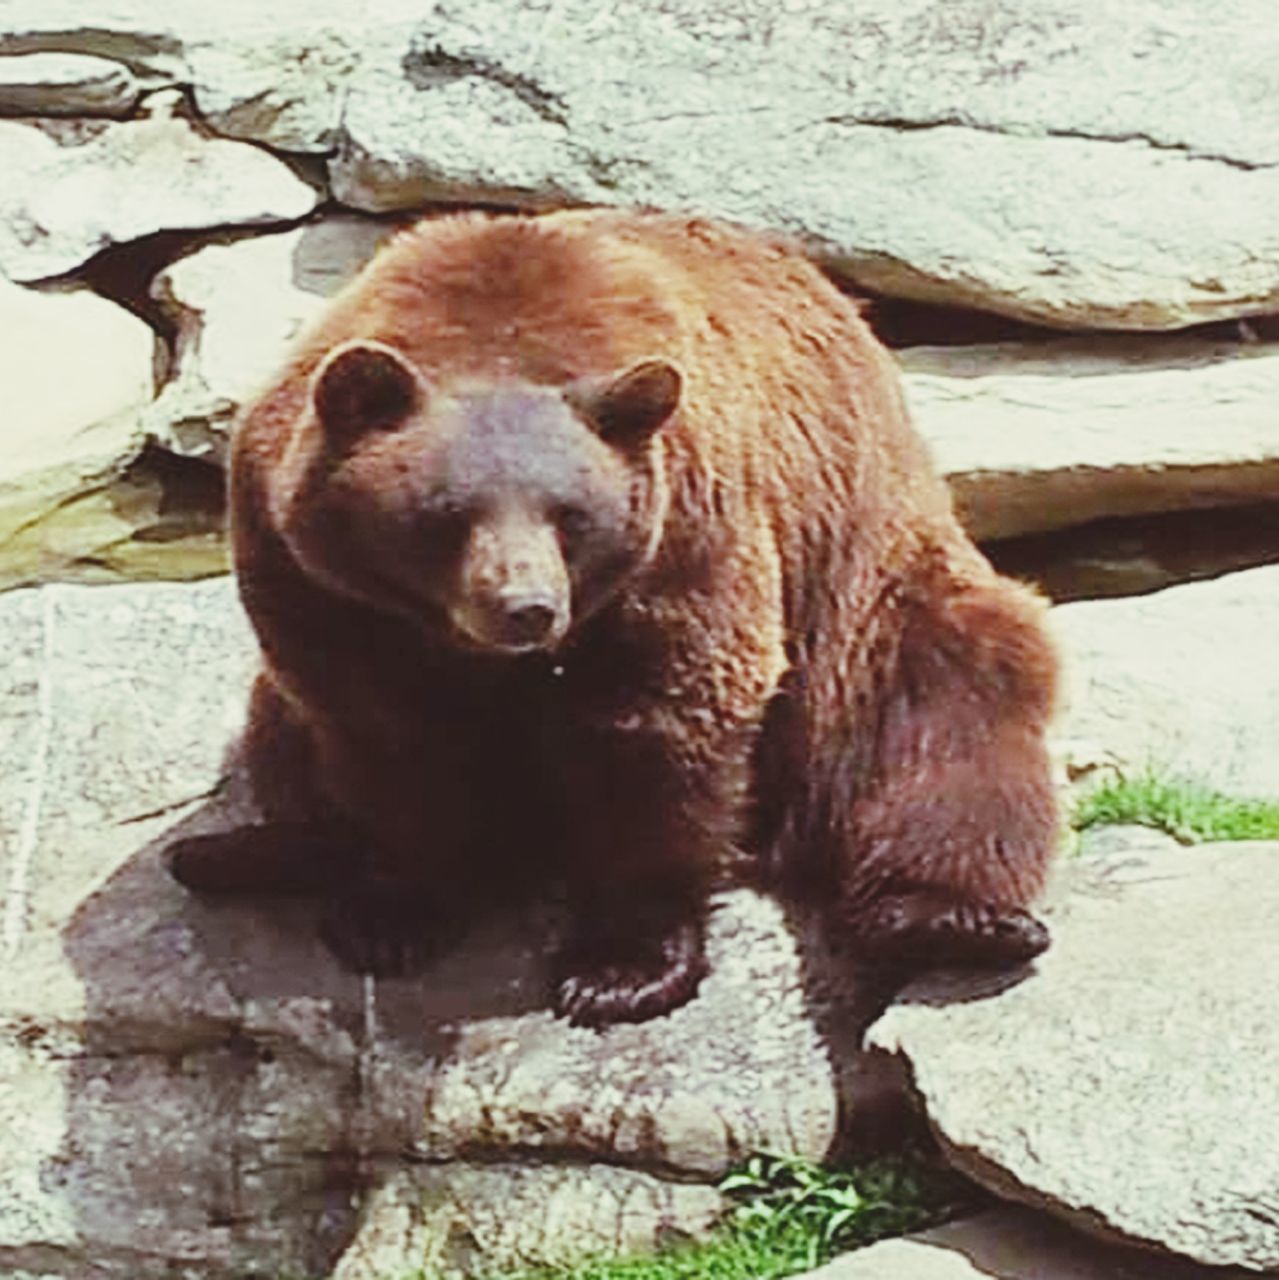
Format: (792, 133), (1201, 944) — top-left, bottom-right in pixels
(452, 512), (571, 654)
(494, 592), (563, 647)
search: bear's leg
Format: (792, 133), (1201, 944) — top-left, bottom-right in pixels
(830, 571), (1060, 971)
(310, 727), (484, 979)
(548, 717), (749, 1026)
(170, 675), (474, 976)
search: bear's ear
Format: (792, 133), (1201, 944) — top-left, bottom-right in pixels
(311, 340), (421, 446)
(569, 359), (682, 447)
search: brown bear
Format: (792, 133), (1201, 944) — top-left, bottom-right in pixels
(170, 208), (1060, 1026)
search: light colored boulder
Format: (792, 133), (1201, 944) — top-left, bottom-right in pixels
(1054, 565), (1279, 798)
(6, 1), (1279, 327)
(0, 276), (225, 589)
(0, 0), (367, 152)
(0, 101), (320, 282)
(869, 841), (1279, 1270)
(902, 337), (1279, 540)
(803, 1208), (1257, 1280)
(328, 0), (1279, 329)
(147, 218), (395, 460)
(0, 276), (148, 578)
(0, 52), (140, 116)
(0, 577), (857, 1278)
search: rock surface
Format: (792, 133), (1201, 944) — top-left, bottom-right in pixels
(147, 218), (395, 460)
(0, 52), (140, 116)
(868, 842), (1279, 1270)
(801, 1207), (1257, 1279)
(327, 0), (1279, 329)
(0, 276), (151, 585)
(0, 576), (864, 1279)
(903, 337), (1279, 539)
(1054, 564), (1279, 798)
(5, 1), (1279, 326)
(0, 104), (320, 282)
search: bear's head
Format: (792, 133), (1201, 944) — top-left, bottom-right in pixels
(275, 340), (682, 654)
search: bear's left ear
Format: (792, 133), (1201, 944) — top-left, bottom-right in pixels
(568, 359), (682, 447)
(311, 340), (422, 447)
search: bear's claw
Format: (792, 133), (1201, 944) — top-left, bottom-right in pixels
(840, 890), (1050, 969)
(552, 917), (708, 1027)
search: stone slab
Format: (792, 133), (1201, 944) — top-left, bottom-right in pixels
(0, 52), (140, 116)
(803, 1208), (1257, 1280)
(1054, 564), (1279, 798)
(5, 1), (1279, 327)
(869, 842), (1279, 1270)
(902, 337), (1279, 540)
(0, 105), (320, 282)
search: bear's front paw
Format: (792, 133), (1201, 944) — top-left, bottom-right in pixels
(552, 917), (708, 1027)
(319, 887), (461, 979)
(840, 889), (1049, 970)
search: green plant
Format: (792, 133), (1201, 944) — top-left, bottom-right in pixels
(489, 1152), (969, 1280)
(1072, 772), (1279, 845)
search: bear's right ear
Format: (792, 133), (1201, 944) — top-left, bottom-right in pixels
(568, 359), (682, 448)
(311, 340), (421, 447)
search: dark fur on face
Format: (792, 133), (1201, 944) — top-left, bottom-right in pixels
(277, 344), (678, 654)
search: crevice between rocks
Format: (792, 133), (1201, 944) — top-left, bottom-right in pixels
(823, 112), (1276, 171)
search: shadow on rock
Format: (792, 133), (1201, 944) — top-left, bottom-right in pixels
(55, 779), (550, 1279)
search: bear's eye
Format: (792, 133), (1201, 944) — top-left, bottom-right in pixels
(418, 499), (471, 551)
(555, 505), (595, 543)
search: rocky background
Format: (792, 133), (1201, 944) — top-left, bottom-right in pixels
(2, 3), (1278, 1279)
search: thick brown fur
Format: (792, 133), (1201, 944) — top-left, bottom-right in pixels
(169, 209), (1060, 1024)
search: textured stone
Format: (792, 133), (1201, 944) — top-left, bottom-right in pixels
(903, 337), (1279, 539)
(869, 841), (1279, 1270)
(0, 577), (856, 1278)
(147, 218), (395, 460)
(0, 276), (225, 589)
(0, 104), (320, 282)
(6, 1), (1279, 326)
(1054, 565), (1279, 798)
(327, 0), (1279, 329)
(802, 1208), (1257, 1279)
(0, 52), (140, 116)
(333, 1165), (721, 1280)
(0, 276), (148, 579)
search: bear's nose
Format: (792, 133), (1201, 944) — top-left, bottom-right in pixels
(500, 596), (560, 645)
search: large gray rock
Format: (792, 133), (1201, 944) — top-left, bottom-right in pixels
(0, 577), (860, 1279)
(6, 1), (1279, 327)
(802, 1208), (1257, 1280)
(903, 337), (1279, 540)
(1054, 565), (1279, 798)
(869, 842), (1279, 1270)
(0, 99), (320, 282)
(326, 1), (1279, 330)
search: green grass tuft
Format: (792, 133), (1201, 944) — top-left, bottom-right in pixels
(489, 1153), (969, 1280)
(1072, 772), (1279, 844)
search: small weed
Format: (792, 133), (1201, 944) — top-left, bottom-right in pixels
(489, 1152), (969, 1280)
(1072, 772), (1279, 845)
